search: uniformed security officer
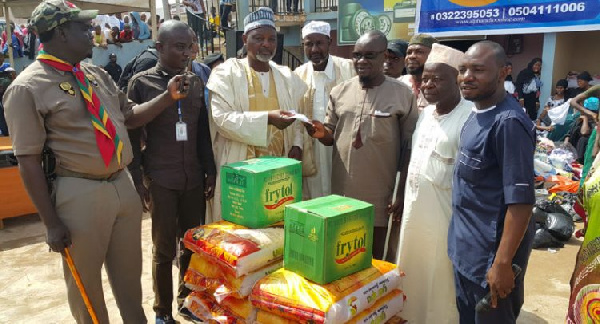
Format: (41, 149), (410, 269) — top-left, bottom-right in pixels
(3, 1), (190, 323)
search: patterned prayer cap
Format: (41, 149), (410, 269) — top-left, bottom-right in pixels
(30, 0), (97, 34)
(425, 43), (465, 71)
(409, 33), (438, 48)
(387, 39), (408, 58)
(244, 7), (276, 34)
(302, 21), (330, 38)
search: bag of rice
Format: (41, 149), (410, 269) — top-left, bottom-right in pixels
(183, 221), (284, 277)
(256, 310), (407, 324)
(184, 252), (283, 298)
(250, 259), (403, 323)
(182, 291), (246, 324)
(347, 289), (404, 324)
(219, 295), (257, 321)
(256, 310), (297, 324)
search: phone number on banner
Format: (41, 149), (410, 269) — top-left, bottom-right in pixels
(429, 2), (587, 22)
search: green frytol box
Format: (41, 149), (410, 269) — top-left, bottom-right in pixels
(284, 195), (374, 285)
(220, 157), (302, 228)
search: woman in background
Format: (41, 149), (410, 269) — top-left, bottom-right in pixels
(567, 125), (600, 323)
(516, 58), (543, 120)
(504, 61), (516, 97)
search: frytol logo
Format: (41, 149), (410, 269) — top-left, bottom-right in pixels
(335, 233), (367, 264)
(264, 182), (294, 210)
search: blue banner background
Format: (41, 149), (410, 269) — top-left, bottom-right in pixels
(417, 0), (600, 35)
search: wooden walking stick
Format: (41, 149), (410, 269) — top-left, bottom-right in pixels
(64, 247), (100, 324)
(382, 171), (401, 261)
(382, 140), (409, 262)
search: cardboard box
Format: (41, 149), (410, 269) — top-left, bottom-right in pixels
(221, 157), (302, 228)
(284, 195), (374, 284)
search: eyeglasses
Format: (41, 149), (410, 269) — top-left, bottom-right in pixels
(352, 50), (384, 60)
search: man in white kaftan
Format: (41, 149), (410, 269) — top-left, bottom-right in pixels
(294, 21), (354, 199)
(396, 44), (472, 323)
(206, 7), (307, 222)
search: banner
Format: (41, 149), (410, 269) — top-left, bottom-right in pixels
(417, 0), (600, 36)
(338, 0), (418, 45)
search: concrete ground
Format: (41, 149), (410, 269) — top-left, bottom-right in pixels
(0, 213), (580, 324)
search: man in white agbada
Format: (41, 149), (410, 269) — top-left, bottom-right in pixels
(206, 7), (307, 222)
(396, 43), (473, 323)
(294, 21), (354, 199)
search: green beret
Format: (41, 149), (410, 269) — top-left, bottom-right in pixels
(409, 34), (438, 48)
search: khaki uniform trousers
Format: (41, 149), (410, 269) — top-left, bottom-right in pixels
(54, 170), (146, 324)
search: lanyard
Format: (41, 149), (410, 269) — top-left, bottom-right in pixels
(177, 100), (183, 122)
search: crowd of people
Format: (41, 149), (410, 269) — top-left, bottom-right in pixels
(90, 12), (153, 48)
(0, 23), (40, 60)
(3, 1), (600, 324)
(88, 3), (233, 50)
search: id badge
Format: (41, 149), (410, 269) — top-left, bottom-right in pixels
(176, 121), (188, 141)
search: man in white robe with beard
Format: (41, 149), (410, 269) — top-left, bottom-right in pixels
(396, 43), (473, 323)
(294, 21), (354, 199)
(206, 7), (307, 221)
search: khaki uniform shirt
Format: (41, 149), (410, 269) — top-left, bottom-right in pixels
(325, 76), (418, 226)
(3, 61), (133, 176)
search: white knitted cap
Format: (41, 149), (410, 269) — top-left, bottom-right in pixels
(425, 43), (465, 71)
(302, 20), (330, 38)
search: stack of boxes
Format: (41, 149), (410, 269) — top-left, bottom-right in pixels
(181, 157), (301, 323)
(182, 157), (405, 323)
(250, 195), (405, 323)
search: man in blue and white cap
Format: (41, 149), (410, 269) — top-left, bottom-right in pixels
(294, 20), (354, 199)
(206, 7), (307, 222)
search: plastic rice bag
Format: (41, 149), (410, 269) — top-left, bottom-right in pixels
(255, 290), (405, 324)
(256, 310), (296, 324)
(183, 221), (284, 277)
(250, 259), (403, 323)
(182, 291), (246, 324)
(184, 252), (283, 298)
(347, 289), (404, 324)
(219, 295), (256, 321)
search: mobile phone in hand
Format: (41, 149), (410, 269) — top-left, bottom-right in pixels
(475, 264), (522, 313)
(179, 75), (187, 95)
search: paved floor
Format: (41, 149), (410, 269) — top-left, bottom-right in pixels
(0, 213), (580, 323)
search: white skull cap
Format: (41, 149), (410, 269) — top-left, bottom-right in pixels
(425, 43), (465, 71)
(302, 21), (330, 38)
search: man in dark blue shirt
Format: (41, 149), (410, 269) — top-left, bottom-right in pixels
(448, 41), (536, 324)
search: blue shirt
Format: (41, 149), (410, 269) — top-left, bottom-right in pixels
(191, 61), (211, 108)
(448, 94), (536, 288)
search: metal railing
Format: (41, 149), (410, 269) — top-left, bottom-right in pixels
(282, 48), (303, 70)
(178, 0), (234, 58)
(314, 0), (338, 12)
(249, 0), (304, 15)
